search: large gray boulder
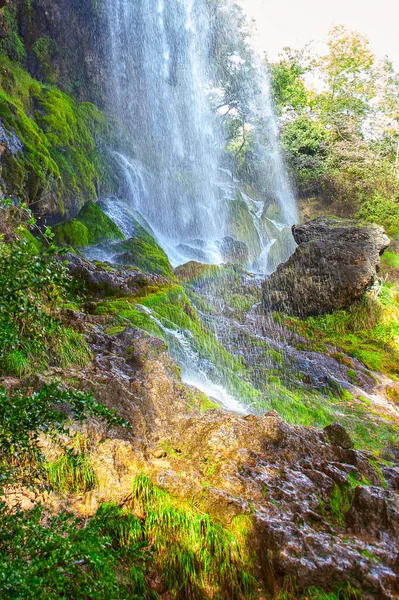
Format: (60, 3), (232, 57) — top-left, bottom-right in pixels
(262, 217), (390, 317)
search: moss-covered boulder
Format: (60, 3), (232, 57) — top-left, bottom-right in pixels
(111, 223), (174, 279)
(53, 202), (124, 247)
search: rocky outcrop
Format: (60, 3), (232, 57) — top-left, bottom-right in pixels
(23, 317), (399, 598)
(217, 236), (249, 265)
(9, 0), (106, 105)
(65, 253), (169, 298)
(262, 217), (390, 317)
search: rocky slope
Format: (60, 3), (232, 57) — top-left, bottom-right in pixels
(4, 276), (399, 598)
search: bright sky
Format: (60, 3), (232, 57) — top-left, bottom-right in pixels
(241, 0), (399, 67)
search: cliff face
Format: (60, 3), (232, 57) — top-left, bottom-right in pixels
(0, 0), (119, 222)
(10, 0), (106, 104)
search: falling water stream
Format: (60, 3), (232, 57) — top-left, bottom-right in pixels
(101, 0), (298, 411)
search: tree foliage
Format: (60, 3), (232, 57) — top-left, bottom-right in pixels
(269, 26), (399, 229)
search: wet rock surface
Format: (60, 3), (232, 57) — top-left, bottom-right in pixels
(262, 217), (390, 317)
(65, 253), (169, 298)
(18, 305), (397, 598)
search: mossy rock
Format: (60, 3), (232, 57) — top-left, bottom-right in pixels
(111, 223), (174, 279)
(53, 202), (124, 247)
(0, 57), (117, 219)
(225, 191), (261, 261)
(175, 261), (224, 284)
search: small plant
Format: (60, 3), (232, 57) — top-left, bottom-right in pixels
(46, 432), (98, 493)
(130, 473), (257, 599)
(0, 384), (128, 487)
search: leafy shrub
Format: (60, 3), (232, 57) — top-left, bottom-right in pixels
(0, 201), (90, 375)
(0, 503), (151, 599)
(0, 383), (127, 486)
(356, 193), (399, 237)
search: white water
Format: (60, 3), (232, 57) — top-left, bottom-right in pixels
(102, 0), (298, 411)
(104, 0), (297, 269)
(137, 305), (247, 413)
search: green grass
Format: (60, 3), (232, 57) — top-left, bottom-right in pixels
(381, 250), (399, 270)
(46, 433), (98, 493)
(130, 473), (257, 599)
(279, 286), (399, 378)
(46, 449), (98, 493)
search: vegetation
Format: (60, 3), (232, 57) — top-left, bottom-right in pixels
(0, 383), (126, 486)
(0, 503), (151, 600)
(111, 223), (175, 279)
(0, 200), (90, 376)
(129, 473), (257, 599)
(0, 5), (26, 64)
(269, 27), (399, 231)
(278, 284), (399, 378)
(54, 201), (124, 247)
(0, 56), (116, 217)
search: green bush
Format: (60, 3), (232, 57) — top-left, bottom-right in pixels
(0, 203), (91, 375)
(0, 503), (151, 599)
(0, 383), (127, 486)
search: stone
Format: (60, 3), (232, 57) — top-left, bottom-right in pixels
(217, 236), (249, 265)
(65, 253), (168, 298)
(346, 486), (399, 538)
(262, 217), (390, 317)
(323, 423), (354, 449)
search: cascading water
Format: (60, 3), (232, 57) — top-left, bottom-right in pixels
(101, 0), (299, 412)
(104, 0), (297, 270)
(105, 0), (225, 255)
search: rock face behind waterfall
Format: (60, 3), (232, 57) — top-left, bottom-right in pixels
(262, 217), (390, 317)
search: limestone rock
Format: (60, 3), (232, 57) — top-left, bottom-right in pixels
(323, 423), (354, 449)
(65, 253), (168, 298)
(217, 236), (249, 265)
(262, 217), (390, 317)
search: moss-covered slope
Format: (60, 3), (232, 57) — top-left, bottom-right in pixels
(0, 56), (117, 221)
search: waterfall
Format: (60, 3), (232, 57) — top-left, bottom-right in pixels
(105, 0), (224, 252)
(104, 0), (297, 270)
(102, 0), (298, 410)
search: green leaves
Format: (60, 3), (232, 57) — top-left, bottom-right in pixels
(0, 503), (150, 599)
(0, 205), (90, 376)
(0, 383), (129, 486)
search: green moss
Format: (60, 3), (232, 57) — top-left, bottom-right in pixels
(381, 250), (399, 270)
(0, 57), (116, 215)
(79, 202), (124, 243)
(112, 223), (174, 278)
(0, 7), (26, 64)
(53, 218), (90, 247)
(32, 37), (59, 83)
(54, 202), (124, 247)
